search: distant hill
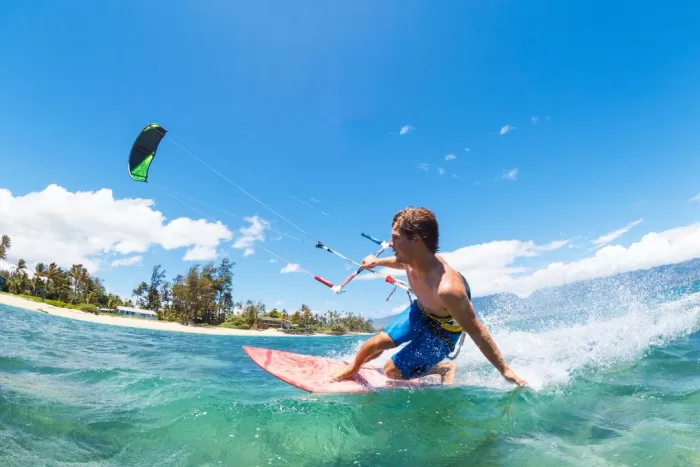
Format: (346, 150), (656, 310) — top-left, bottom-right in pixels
(369, 313), (399, 330)
(369, 258), (700, 330)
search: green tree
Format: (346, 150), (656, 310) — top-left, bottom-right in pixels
(0, 235), (10, 261)
(146, 265), (166, 312)
(132, 281), (148, 307)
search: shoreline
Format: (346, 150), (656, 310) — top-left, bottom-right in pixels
(0, 293), (372, 338)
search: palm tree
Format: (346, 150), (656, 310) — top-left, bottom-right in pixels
(13, 258), (26, 276)
(8, 259), (28, 295)
(68, 264), (88, 300)
(8, 273), (29, 295)
(44, 262), (61, 299)
(0, 235), (10, 261)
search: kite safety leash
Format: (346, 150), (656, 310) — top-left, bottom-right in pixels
(446, 332), (466, 360)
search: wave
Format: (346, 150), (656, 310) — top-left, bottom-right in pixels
(334, 292), (700, 393)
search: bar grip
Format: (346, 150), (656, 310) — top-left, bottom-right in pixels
(361, 232), (382, 245)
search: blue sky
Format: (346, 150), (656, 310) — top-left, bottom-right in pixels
(1, 1), (700, 318)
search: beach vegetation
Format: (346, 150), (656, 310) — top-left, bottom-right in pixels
(0, 233), (377, 333)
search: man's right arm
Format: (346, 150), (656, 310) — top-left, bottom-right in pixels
(361, 255), (405, 270)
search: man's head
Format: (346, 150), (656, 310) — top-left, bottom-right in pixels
(390, 207), (439, 262)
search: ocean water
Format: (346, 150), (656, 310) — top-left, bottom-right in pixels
(2, 282), (700, 466)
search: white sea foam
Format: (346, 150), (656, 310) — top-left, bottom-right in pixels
(332, 292), (700, 393)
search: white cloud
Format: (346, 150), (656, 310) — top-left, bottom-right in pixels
(357, 220), (700, 299)
(531, 116), (539, 124)
(591, 219), (642, 247)
(0, 184), (232, 273)
(111, 255), (142, 267)
(445, 154), (456, 161)
(503, 168), (518, 180)
(499, 124), (515, 135)
(399, 125), (415, 135)
(231, 215), (270, 257)
(464, 148), (470, 152)
(690, 193), (700, 203)
(280, 263), (302, 274)
(417, 163), (429, 171)
(438, 167), (445, 176)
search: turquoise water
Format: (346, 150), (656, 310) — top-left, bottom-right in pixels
(2, 286), (700, 466)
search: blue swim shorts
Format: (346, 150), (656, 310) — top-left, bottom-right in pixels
(383, 300), (463, 379)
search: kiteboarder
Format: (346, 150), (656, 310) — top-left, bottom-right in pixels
(332, 207), (527, 387)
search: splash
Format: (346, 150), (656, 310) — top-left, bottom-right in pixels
(331, 292), (700, 393)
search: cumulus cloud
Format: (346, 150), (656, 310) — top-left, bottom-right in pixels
(111, 255), (142, 267)
(445, 154), (456, 161)
(690, 193), (700, 203)
(231, 215), (270, 257)
(0, 184), (232, 272)
(503, 168), (518, 180)
(357, 220), (700, 298)
(280, 263), (302, 274)
(499, 124), (515, 135)
(399, 124), (415, 135)
(417, 163), (429, 171)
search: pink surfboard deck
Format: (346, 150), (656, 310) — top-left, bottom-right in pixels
(242, 346), (442, 394)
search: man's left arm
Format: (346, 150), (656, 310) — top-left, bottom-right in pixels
(441, 288), (527, 386)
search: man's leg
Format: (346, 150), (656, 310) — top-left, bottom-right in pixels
(383, 358), (404, 380)
(424, 361), (457, 384)
(333, 301), (416, 381)
(385, 329), (459, 383)
(332, 332), (396, 381)
(384, 359), (456, 384)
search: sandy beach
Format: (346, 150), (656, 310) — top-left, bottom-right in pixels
(0, 293), (361, 338)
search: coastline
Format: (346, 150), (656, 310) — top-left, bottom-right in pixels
(0, 293), (371, 338)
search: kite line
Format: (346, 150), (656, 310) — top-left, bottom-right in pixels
(127, 122), (411, 301)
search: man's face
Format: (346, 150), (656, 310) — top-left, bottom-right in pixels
(389, 223), (415, 262)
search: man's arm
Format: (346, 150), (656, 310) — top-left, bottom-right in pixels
(440, 286), (527, 386)
(361, 255), (405, 270)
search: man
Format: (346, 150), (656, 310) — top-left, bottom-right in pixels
(332, 207), (527, 387)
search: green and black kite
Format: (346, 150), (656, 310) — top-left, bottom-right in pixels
(128, 123), (167, 182)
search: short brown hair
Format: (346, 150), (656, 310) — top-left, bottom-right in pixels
(392, 207), (439, 253)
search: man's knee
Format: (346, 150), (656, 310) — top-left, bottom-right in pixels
(439, 361), (456, 371)
(371, 331), (397, 351)
(383, 358), (404, 380)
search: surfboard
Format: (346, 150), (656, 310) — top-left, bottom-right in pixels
(242, 346), (442, 394)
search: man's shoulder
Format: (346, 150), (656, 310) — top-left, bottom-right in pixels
(436, 266), (468, 301)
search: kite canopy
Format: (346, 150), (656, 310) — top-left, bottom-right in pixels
(128, 123), (167, 182)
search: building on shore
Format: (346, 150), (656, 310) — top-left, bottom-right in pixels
(114, 306), (158, 320)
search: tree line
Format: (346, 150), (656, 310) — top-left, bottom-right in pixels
(0, 234), (375, 333)
(0, 234), (123, 313)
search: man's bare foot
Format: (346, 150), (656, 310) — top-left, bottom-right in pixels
(331, 365), (358, 382)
